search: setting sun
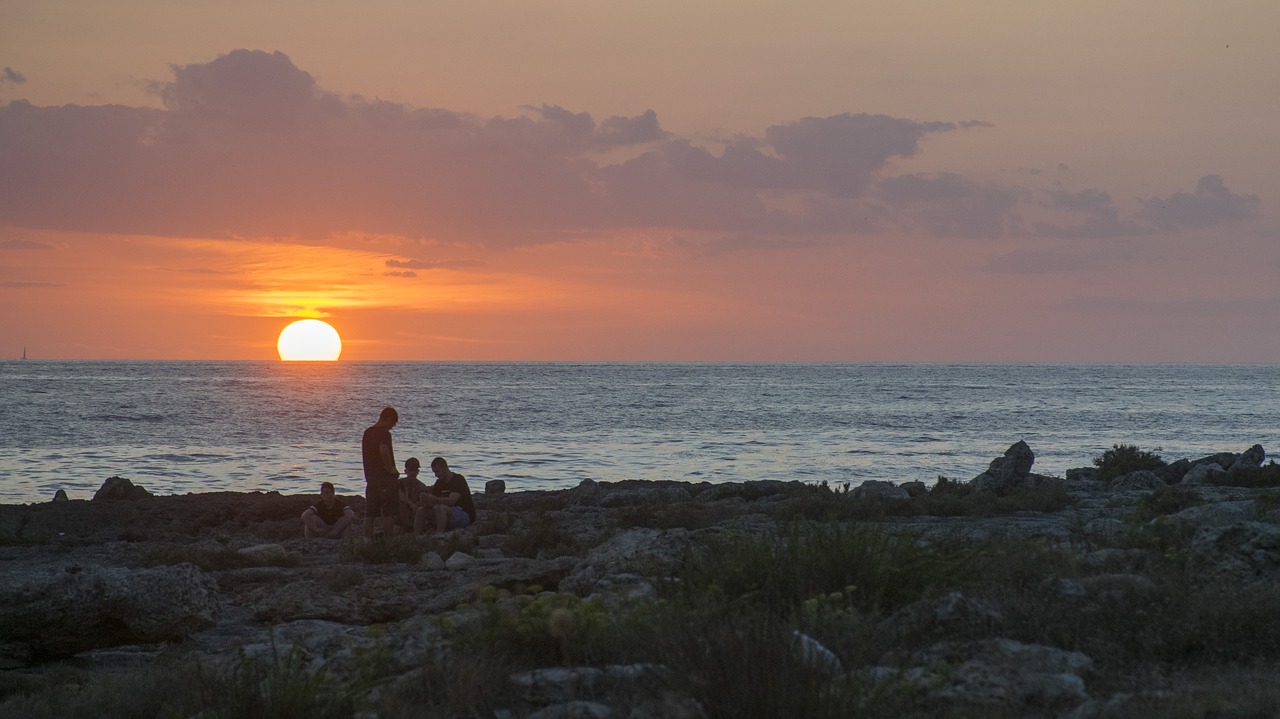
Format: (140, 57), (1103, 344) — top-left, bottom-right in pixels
(277, 319), (342, 361)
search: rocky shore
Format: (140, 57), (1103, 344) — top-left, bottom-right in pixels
(3, 441), (1280, 718)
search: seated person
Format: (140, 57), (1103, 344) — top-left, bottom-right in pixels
(415, 457), (477, 534)
(397, 457), (430, 531)
(301, 481), (355, 539)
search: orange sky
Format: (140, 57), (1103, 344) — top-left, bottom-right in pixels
(2, 2), (1279, 361)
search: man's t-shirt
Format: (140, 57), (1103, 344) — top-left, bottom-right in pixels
(311, 497), (348, 525)
(430, 472), (476, 522)
(361, 424), (396, 483)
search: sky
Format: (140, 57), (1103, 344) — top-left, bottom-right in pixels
(2, 1), (1279, 361)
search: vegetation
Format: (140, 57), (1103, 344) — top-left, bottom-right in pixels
(1094, 443), (1167, 481)
(9, 466), (1280, 718)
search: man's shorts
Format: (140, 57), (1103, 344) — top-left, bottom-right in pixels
(447, 506), (473, 529)
(365, 480), (399, 518)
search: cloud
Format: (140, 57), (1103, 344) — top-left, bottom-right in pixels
(1034, 189), (1146, 240)
(0, 238), (54, 250)
(0, 280), (63, 288)
(874, 173), (1022, 239)
(0, 49), (1260, 251)
(384, 270), (417, 278)
(982, 249), (1104, 274)
(385, 258), (487, 270)
(1142, 175), (1260, 230)
(1, 68), (25, 85)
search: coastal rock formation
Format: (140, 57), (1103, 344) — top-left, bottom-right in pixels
(0, 561), (218, 662)
(3, 443), (1279, 718)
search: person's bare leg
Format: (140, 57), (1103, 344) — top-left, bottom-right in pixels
(414, 506), (428, 536)
(435, 504), (449, 533)
(331, 513), (353, 539)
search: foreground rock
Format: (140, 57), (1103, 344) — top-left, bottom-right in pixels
(1, 443), (1278, 717)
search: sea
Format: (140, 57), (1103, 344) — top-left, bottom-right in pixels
(0, 362), (1277, 505)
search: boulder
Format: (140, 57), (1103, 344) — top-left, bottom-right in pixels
(1189, 521), (1280, 583)
(0, 562), (219, 660)
(1230, 444), (1267, 471)
(971, 441), (1035, 495)
(1065, 467), (1100, 483)
(1109, 470), (1166, 492)
(853, 480), (910, 500)
(1181, 463), (1225, 485)
(561, 528), (691, 596)
(486, 479), (507, 494)
(93, 476), (152, 501)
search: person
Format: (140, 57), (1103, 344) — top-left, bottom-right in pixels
(301, 481), (355, 539)
(416, 456), (477, 534)
(361, 406), (401, 539)
(397, 457), (430, 532)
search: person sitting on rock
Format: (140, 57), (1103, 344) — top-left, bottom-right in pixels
(398, 457), (430, 532)
(415, 457), (476, 534)
(302, 481), (355, 539)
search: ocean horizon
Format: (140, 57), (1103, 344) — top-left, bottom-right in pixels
(2, 360), (1276, 505)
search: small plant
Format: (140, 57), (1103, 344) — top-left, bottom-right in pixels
(1128, 485), (1204, 524)
(1214, 462), (1280, 488)
(504, 514), (584, 559)
(1094, 443), (1167, 482)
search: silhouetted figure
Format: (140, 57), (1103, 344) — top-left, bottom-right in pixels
(416, 457), (476, 534)
(361, 407), (400, 539)
(398, 457), (430, 531)
(302, 481), (355, 539)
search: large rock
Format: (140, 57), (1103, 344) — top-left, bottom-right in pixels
(1189, 521), (1280, 583)
(561, 528), (691, 596)
(92, 476), (152, 501)
(0, 562), (220, 661)
(971, 441), (1035, 495)
(1230, 444), (1267, 471)
(1109, 470), (1167, 492)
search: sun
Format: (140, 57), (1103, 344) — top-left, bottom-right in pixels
(277, 319), (342, 361)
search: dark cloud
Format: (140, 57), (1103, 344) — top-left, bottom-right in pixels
(1, 68), (25, 85)
(0, 239), (54, 250)
(875, 173), (1022, 239)
(1034, 189), (1146, 240)
(0, 49), (1257, 251)
(1142, 175), (1260, 230)
(384, 270), (417, 278)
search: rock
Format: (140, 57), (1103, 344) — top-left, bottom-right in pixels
(561, 528), (691, 596)
(1181, 463), (1225, 485)
(901, 481), (928, 497)
(918, 638), (1092, 710)
(486, 479), (507, 494)
(237, 543), (290, 564)
(791, 630), (844, 675)
(853, 480), (910, 500)
(0, 562), (219, 661)
(511, 667), (605, 704)
(1189, 521), (1280, 583)
(1230, 444), (1266, 471)
(527, 701), (612, 719)
(445, 552), (476, 571)
(1109, 470), (1166, 491)
(52, 489), (69, 502)
(93, 476), (152, 501)
(971, 441), (1035, 494)
(1170, 500), (1255, 525)
(420, 552), (445, 570)
(1066, 467), (1100, 482)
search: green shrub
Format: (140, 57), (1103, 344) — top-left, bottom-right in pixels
(504, 514), (584, 559)
(1213, 462), (1280, 488)
(673, 523), (974, 614)
(1129, 486), (1204, 524)
(1094, 444), (1167, 482)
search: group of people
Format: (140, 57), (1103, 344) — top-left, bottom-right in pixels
(301, 406), (477, 540)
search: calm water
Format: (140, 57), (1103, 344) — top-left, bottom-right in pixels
(0, 362), (1277, 504)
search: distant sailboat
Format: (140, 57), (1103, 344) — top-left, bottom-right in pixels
(20, 347), (26, 360)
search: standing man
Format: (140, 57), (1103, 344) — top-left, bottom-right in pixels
(417, 456), (477, 534)
(362, 406), (401, 539)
